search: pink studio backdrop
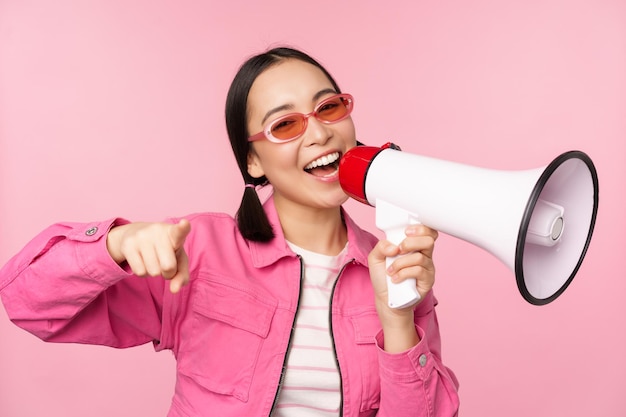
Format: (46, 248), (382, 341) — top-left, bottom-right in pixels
(1, 1), (624, 416)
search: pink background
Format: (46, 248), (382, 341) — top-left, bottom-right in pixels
(1, 1), (624, 416)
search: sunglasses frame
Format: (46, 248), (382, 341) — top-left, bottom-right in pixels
(248, 93), (354, 144)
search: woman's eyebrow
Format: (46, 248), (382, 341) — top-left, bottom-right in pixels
(312, 88), (338, 102)
(261, 103), (293, 125)
(260, 88), (338, 125)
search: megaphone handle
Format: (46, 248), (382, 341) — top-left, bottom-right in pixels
(375, 200), (421, 309)
(383, 226), (421, 309)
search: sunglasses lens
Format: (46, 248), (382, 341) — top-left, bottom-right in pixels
(270, 115), (307, 141)
(317, 96), (351, 122)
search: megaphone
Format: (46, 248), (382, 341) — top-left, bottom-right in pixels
(339, 143), (599, 308)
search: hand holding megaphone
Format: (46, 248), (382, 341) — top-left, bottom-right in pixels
(374, 200), (425, 308)
(339, 142), (599, 308)
(370, 221), (439, 309)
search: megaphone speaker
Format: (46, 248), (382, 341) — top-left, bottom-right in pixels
(339, 143), (599, 308)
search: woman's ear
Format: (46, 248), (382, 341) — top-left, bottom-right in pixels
(247, 149), (265, 179)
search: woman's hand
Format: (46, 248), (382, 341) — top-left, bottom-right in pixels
(106, 219), (191, 293)
(368, 224), (438, 352)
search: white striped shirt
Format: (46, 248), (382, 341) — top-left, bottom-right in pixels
(272, 241), (348, 417)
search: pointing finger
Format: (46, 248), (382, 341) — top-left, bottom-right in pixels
(169, 248), (190, 294)
(169, 219), (191, 250)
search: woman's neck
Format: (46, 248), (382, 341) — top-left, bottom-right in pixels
(274, 199), (347, 256)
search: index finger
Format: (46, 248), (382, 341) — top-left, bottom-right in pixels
(169, 249), (190, 294)
(398, 227), (438, 258)
(404, 224), (439, 240)
(169, 219), (191, 250)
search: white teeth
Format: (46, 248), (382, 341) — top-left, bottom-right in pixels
(304, 152), (340, 170)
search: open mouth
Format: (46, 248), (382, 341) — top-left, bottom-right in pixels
(304, 151), (341, 178)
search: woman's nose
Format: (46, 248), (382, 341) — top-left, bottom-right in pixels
(302, 116), (332, 146)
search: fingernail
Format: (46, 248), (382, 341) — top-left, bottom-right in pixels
(405, 225), (419, 235)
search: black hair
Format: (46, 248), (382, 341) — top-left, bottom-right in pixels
(225, 46), (342, 242)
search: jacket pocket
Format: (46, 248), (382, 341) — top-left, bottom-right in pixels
(350, 310), (382, 412)
(177, 278), (277, 402)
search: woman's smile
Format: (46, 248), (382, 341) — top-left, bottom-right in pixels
(304, 151), (341, 179)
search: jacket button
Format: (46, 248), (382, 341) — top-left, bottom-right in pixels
(85, 227), (98, 236)
(418, 354), (428, 367)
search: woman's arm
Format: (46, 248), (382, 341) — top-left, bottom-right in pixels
(375, 296), (460, 417)
(0, 219), (170, 348)
(369, 224), (460, 416)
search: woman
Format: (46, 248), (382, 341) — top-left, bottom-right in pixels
(0, 46), (459, 416)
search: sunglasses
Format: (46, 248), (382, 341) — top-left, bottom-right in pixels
(248, 93), (354, 144)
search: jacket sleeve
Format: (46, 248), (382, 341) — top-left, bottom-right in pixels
(375, 291), (460, 417)
(0, 219), (167, 348)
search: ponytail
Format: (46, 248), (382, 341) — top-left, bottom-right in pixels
(236, 183), (274, 242)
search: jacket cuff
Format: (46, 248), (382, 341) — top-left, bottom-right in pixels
(375, 325), (435, 382)
(73, 218), (133, 285)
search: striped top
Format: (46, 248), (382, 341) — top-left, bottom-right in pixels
(272, 241), (348, 417)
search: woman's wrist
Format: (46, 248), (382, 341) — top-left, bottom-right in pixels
(376, 299), (420, 353)
(106, 225), (127, 264)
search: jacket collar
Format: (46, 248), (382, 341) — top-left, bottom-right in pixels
(248, 195), (372, 268)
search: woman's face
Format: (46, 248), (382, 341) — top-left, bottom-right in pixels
(246, 59), (357, 212)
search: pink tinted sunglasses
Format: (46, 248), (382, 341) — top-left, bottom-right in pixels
(248, 93), (354, 144)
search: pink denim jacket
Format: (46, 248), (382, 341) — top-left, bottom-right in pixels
(0, 197), (459, 416)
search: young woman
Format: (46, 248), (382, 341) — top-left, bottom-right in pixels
(0, 47), (459, 416)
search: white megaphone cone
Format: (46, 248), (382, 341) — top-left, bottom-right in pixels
(339, 143), (599, 308)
